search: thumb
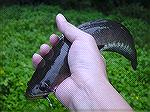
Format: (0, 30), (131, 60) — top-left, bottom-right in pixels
(56, 13), (90, 42)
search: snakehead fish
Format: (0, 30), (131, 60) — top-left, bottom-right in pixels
(25, 19), (137, 99)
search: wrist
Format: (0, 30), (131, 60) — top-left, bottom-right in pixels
(68, 79), (110, 111)
(68, 79), (132, 111)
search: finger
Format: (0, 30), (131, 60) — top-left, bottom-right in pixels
(39, 44), (51, 57)
(32, 53), (43, 69)
(56, 13), (90, 43)
(49, 34), (59, 46)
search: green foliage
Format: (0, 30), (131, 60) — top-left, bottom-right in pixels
(0, 5), (149, 111)
(111, 3), (150, 23)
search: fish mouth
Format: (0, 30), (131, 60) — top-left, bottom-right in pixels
(25, 89), (50, 100)
(25, 82), (53, 99)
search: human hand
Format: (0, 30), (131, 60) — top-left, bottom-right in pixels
(32, 14), (132, 111)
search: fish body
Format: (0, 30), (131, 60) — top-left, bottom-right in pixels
(25, 19), (137, 99)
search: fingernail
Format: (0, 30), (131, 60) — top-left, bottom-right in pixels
(40, 44), (50, 56)
(32, 53), (39, 58)
(57, 13), (67, 22)
(50, 34), (59, 46)
(32, 53), (43, 68)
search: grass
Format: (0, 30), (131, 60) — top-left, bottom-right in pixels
(0, 5), (150, 111)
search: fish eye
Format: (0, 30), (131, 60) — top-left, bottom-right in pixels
(36, 86), (39, 89)
(39, 82), (49, 91)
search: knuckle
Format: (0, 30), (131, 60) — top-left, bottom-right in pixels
(85, 33), (94, 41)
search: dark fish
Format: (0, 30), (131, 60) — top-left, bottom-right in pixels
(25, 19), (137, 99)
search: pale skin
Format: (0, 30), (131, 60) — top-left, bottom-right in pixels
(32, 14), (133, 111)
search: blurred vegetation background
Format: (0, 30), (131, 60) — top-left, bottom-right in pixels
(0, 0), (150, 111)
